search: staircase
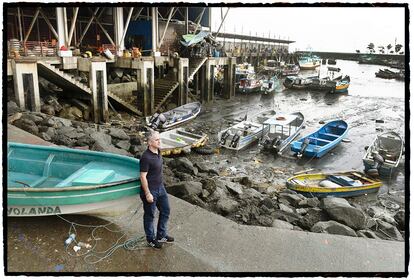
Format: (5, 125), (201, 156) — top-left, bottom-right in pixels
(188, 57), (208, 82)
(36, 61), (142, 116)
(152, 79), (179, 113)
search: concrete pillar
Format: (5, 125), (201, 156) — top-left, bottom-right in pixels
(114, 7), (125, 55)
(201, 59), (215, 103)
(56, 7), (67, 48)
(151, 7), (158, 55)
(89, 60), (109, 123)
(137, 57), (155, 116)
(194, 72), (199, 97)
(199, 65), (206, 103)
(223, 57), (236, 99)
(177, 58), (189, 105)
(12, 60), (41, 112)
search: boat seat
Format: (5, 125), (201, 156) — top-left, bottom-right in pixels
(308, 137), (331, 144)
(321, 132), (340, 138)
(56, 161), (115, 187)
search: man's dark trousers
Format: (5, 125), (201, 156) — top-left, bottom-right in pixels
(140, 185), (170, 242)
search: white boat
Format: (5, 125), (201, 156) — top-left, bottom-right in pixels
(146, 102), (201, 131)
(298, 55), (321, 70)
(159, 128), (208, 156)
(363, 131), (404, 177)
(259, 112), (305, 154)
(218, 120), (267, 150)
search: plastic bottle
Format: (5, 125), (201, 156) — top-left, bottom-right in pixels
(64, 233), (76, 246)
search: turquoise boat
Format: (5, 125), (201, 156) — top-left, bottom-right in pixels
(7, 142), (141, 217)
(290, 120), (349, 158)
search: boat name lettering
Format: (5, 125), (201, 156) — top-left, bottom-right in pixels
(8, 206), (62, 216)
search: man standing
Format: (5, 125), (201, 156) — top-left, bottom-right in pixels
(140, 130), (174, 249)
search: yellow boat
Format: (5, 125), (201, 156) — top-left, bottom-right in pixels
(286, 171), (382, 198)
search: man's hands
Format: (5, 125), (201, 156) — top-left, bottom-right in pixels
(145, 192), (154, 203)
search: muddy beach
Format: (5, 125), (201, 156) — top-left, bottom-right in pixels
(6, 60), (406, 272)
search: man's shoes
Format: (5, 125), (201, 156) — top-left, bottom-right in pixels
(148, 239), (163, 249)
(157, 235), (175, 243)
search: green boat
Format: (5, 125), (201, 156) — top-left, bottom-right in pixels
(7, 142), (141, 217)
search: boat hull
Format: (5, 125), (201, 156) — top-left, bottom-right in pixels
(8, 142), (141, 217)
(362, 131), (403, 177)
(290, 120), (348, 158)
(7, 195), (139, 217)
(286, 172), (382, 198)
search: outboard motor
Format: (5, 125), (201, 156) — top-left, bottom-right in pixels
(366, 151), (384, 177)
(151, 113), (166, 129)
(298, 138), (310, 158)
(231, 131), (242, 148)
(272, 136), (282, 150)
(220, 130), (230, 145)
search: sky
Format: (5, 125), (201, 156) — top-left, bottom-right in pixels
(211, 7), (406, 53)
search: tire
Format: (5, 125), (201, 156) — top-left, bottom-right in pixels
(193, 145), (215, 155)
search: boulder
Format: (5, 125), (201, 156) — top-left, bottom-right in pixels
(195, 162), (216, 173)
(109, 128), (130, 140)
(130, 135), (141, 145)
(40, 132), (52, 141)
(394, 210), (405, 230)
(278, 203), (295, 214)
(272, 209), (301, 224)
(217, 198), (239, 215)
(22, 113), (44, 124)
(174, 171), (194, 182)
(224, 180), (243, 196)
(91, 139), (131, 156)
(357, 230), (381, 239)
(207, 185), (228, 202)
(40, 118), (56, 127)
(115, 140), (131, 151)
(297, 208), (329, 231)
(257, 215), (273, 227)
(90, 132), (112, 145)
(367, 206), (397, 225)
(298, 197), (320, 208)
(321, 197), (366, 230)
(261, 197), (275, 209)
(296, 208), (308, 216)
(56, 126), (78, 139)
(41, 104), (55, 116)
(259, 204), (272, 215)
(238, 176), (253, 188)
(279, 193), (304, 207)
(13, 118), (39, 135)
(241, 188), (263, 200)
(375, 220), (404, 241)
(311, 221), (357, 237)
(7, 101), (21, 115)
(53, 134), (75, 146)
(167, 157), (198, 175)
(200, 178), (219, 193)
(76, 135), (95, 147)
(272, 219), (294, 230)
(53, 116), (72, 127)
(166, 181), (203, 198)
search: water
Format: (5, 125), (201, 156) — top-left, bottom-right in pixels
(319, 60), (405, 99)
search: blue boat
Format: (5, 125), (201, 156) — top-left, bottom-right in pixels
(290, 120), (349, 158)
(7, 142), (141, 217)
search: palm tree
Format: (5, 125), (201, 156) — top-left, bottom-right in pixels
(395, 44), (403, 53)
(387, 44), (392, 54)
(367, 43), (375, 54)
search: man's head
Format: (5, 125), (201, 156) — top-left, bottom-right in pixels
(146, 129), (161, 150)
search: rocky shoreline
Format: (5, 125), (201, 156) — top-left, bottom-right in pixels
(7, 97), (405, 243)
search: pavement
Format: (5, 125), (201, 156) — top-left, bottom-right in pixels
(6, 123), (406, 273)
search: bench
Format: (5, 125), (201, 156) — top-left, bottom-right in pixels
(320, 132), (340, 138)
(308, 137), (331, 144)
